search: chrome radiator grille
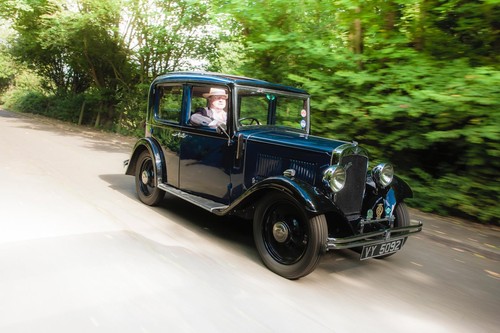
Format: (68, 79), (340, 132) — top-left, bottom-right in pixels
(334, 154), (368, 217)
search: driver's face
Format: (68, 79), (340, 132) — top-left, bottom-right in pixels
(210, 96), (227, 109)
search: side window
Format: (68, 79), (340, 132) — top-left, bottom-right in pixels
(191, 95), (208, 114)
(157, 85), (183, 123)
(189, 85), (229, 129)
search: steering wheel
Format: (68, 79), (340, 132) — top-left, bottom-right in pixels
(238, 117), (261, 126)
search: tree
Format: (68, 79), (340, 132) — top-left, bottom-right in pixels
(221, 0), (500, 224)
(2, 0), (499, 223)
(423, 0), (500, 66)
(2, 0), (226, 127)
(122, 0), (226, 82)
(0, 18), (16, 93)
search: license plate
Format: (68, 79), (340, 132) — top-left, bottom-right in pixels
(360, 238), (406, 260)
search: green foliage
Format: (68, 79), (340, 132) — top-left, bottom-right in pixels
(287, 42), (500, 224)
(6, 90), (48, 114)
(223, 0), (500, 224)
(113, 83), (149, 136)
(321, 60), (500, 224)
(6, 89), (81, 121)
(0, 67), (44, 106)
(125, 0), (224, 78)
(424, 0), (500, 65)
(0, 18), (18, 93)
(0, 45), (15, 93)
(1, 0), (499, 224)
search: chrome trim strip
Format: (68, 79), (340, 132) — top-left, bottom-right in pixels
(330, 141), (369, 165)
(325, 220), (423, 251)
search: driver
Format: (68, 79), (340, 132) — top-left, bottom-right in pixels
(190, 87), (228, 128)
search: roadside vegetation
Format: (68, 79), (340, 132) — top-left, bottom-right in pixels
(0, 0), (498, 225)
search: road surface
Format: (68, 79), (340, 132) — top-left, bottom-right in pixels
(0, 110), (498, 333)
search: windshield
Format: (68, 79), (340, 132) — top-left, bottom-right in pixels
(236, 87), (310, 133)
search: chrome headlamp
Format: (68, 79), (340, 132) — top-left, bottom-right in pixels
(323, 165), (346, 193)
(372, 163), (394, 188)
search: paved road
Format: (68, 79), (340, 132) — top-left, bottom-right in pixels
(0, 110), (498, 333)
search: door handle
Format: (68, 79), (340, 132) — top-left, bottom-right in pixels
(172, 132), (187, 139)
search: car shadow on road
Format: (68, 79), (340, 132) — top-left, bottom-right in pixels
(99, 173), (259, 261)
(100, 173), (370, 276)
(100, 174), (138, 201)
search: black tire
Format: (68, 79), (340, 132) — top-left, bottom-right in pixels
(135, 150), (165, 206)
(253, 192), (327, 279)
(375, 202), (410, 259)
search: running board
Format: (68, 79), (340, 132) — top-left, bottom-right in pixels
(157, 183), (228, 214)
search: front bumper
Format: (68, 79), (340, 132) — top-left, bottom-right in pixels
(325, 220), (423, 251)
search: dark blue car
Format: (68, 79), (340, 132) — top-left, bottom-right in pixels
(125, 72), (422, 279)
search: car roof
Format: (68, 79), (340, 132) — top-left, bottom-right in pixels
(152, 71), (309, 95)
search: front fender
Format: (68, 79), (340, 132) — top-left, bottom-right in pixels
(363, 175), (413, 217)
(125, 137), (166, 184)
(229, 176), (338, 216)
(391, 175), (413, 201)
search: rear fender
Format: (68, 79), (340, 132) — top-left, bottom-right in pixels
(125, 138), (166, 184)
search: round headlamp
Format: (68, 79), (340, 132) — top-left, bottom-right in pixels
(372, 163), (394, 188)
(323, 165), (346, 193)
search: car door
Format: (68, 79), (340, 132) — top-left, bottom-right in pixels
(178, 85), (233, 204)
(151, 83), (184, 188)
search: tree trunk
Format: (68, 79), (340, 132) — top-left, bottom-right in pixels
(414, 0), (426, 51)
(94, 110), (101, 128)
(78, 100), (86, 126)
(350, 7), (363, 69)
(352, 9), (363, 55)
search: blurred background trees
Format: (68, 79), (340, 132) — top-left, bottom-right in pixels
(0, 0), (498, 224)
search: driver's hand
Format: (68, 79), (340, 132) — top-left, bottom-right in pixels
(216, 123), (227, 134)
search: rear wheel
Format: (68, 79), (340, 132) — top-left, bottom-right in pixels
(253, 192), (327, 279)
(135, 150), (165, 206)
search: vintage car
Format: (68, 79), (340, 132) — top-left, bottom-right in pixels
(124, 72), (422, 279)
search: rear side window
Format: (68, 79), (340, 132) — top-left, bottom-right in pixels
(156, 85), (183, 123)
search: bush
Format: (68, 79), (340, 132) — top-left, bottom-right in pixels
(292, 58), (500, 225)
(2, 84), (146, 136)
(7, 90), (48, 114)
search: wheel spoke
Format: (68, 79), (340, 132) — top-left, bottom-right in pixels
(134, 150), (165, 206)
(254, 192), (327, 279)
(139, 158), (156, 196)
(263, 203), (308, 265)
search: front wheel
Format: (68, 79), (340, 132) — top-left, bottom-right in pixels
(253, 192), (327, 279)
(375, 202), (410, 259)
(135, 150), (165, 206)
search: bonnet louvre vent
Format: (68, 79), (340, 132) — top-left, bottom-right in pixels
(290, 159), (316, 183)
(255, 154), (316, 183)
(255, 154), (283, 178)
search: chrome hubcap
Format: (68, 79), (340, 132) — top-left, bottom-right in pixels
(141, 170), (150, 185)
(272, 221), (290, 243)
